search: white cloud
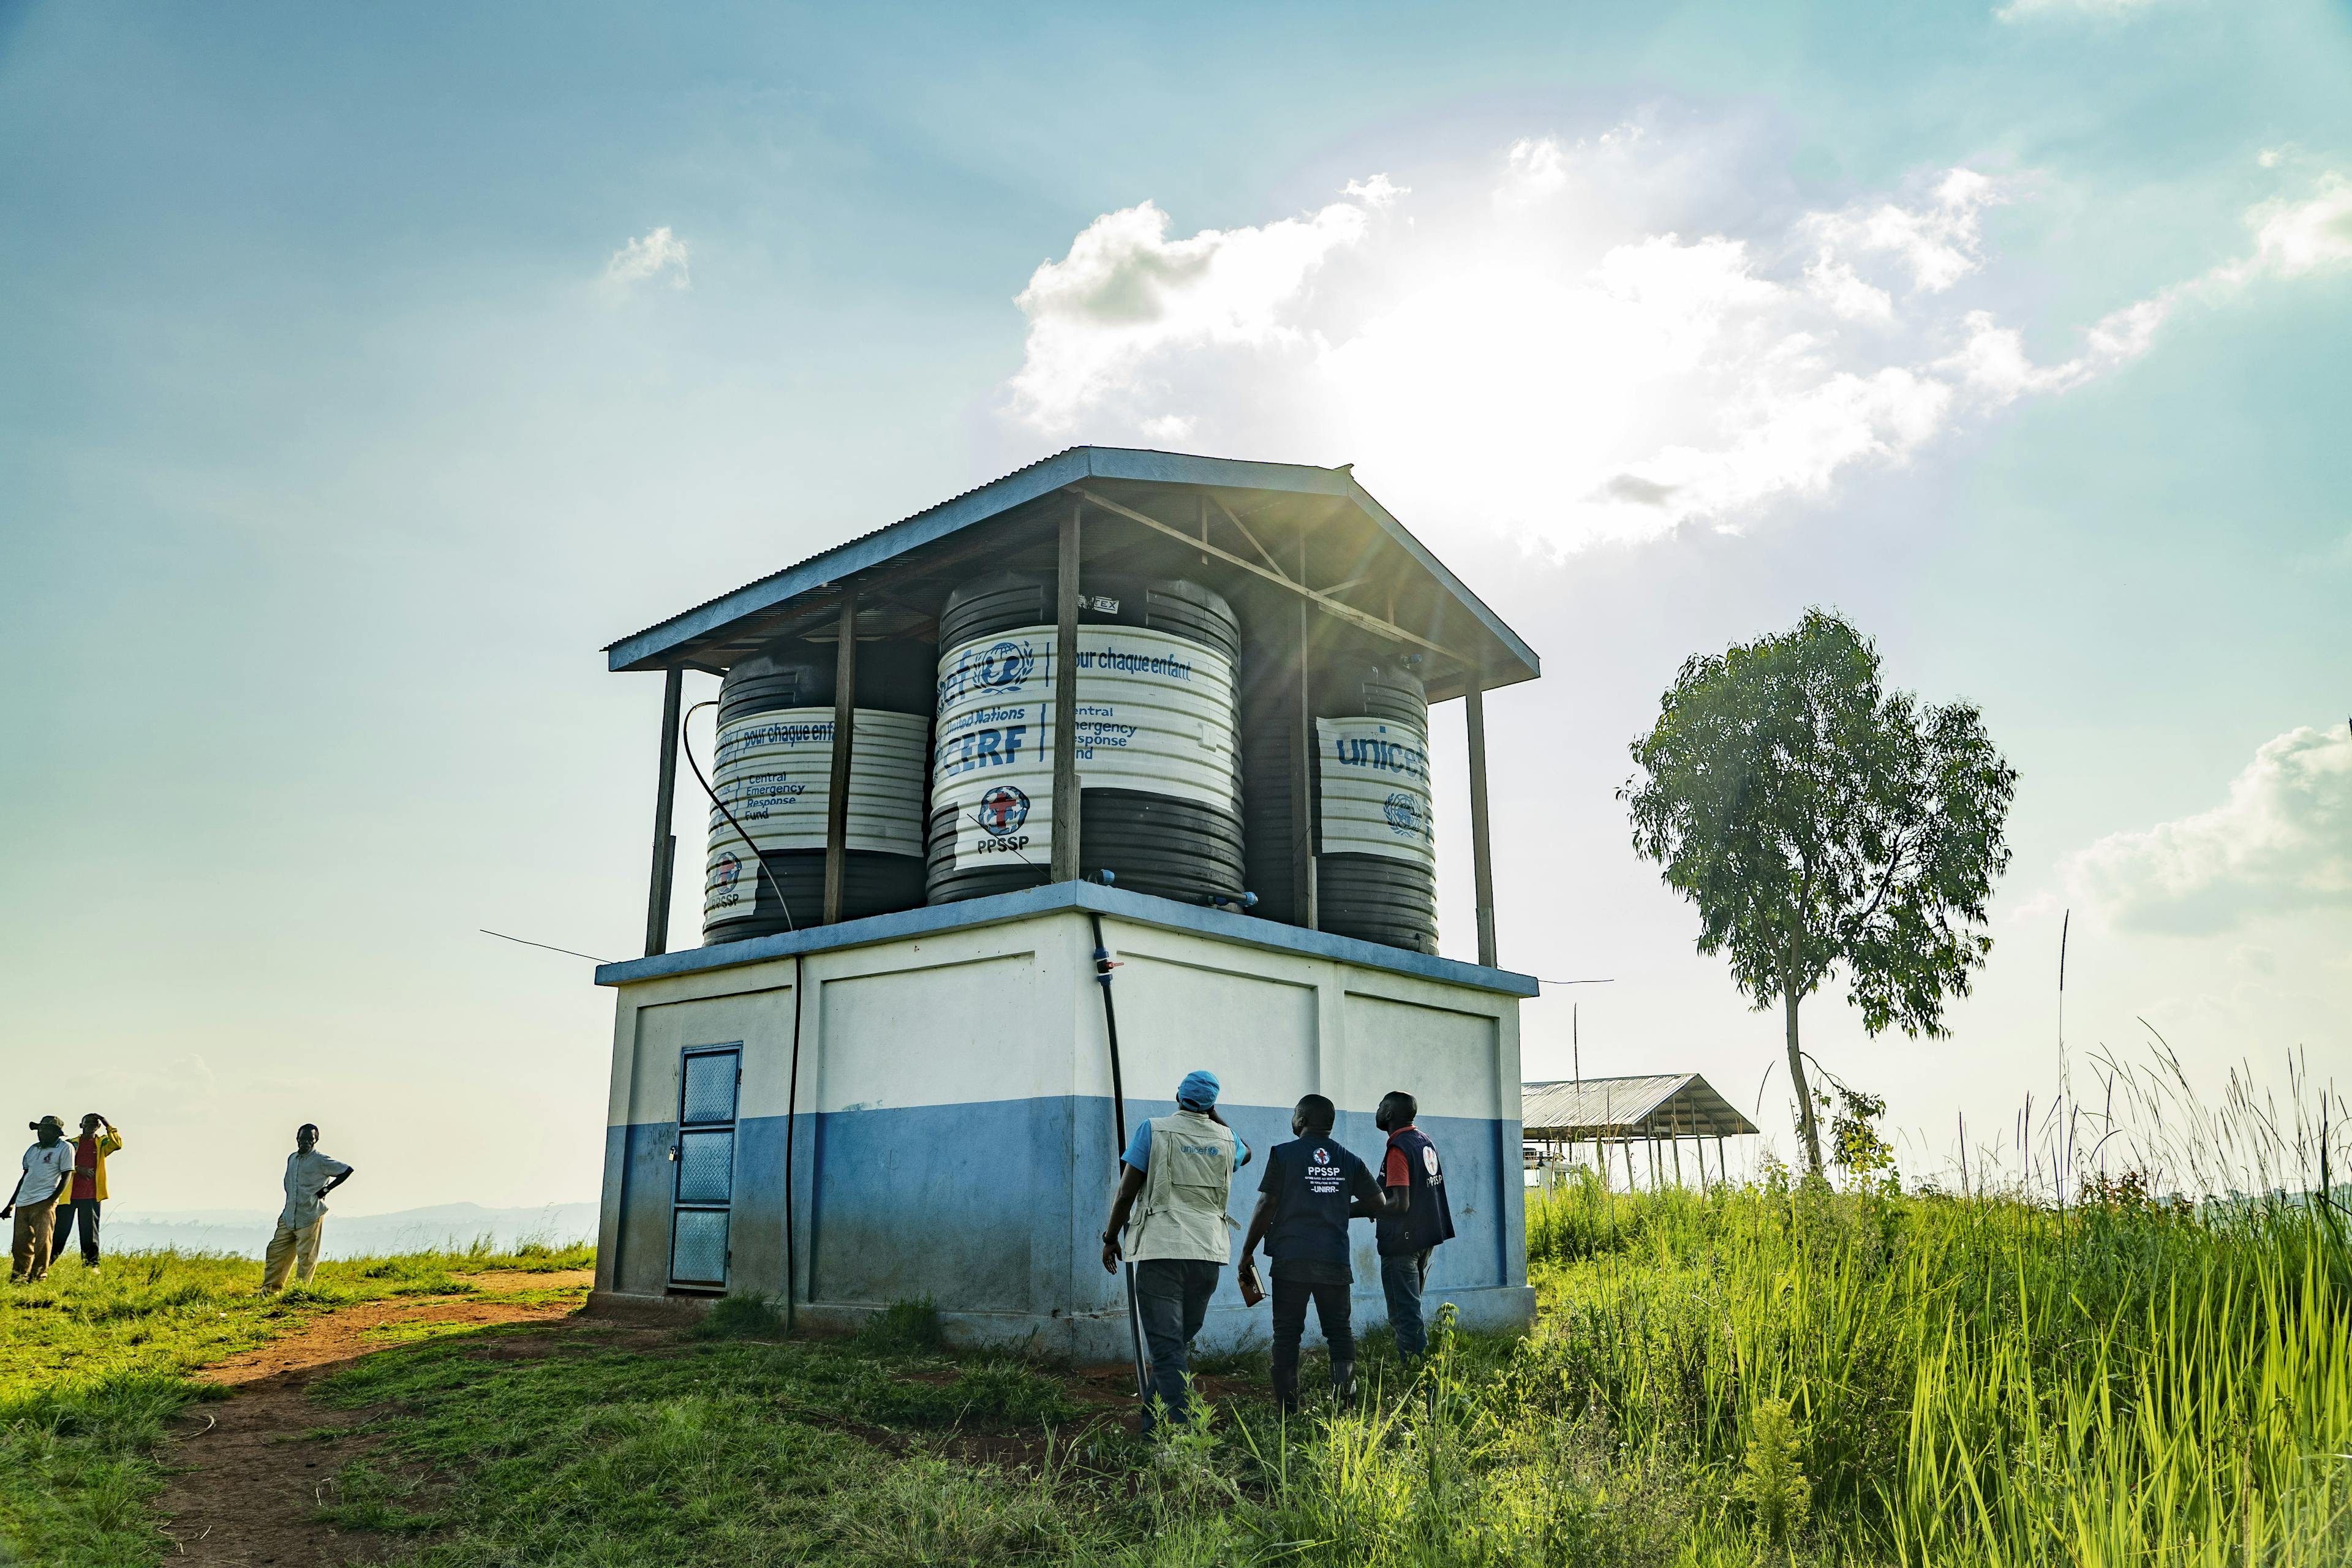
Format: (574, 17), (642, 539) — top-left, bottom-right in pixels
(1004, 187), (1392, 431)
(1804, 168), (2002, 293)
(2063, 726), (2352, 933)
(1806, 256), (1896, 323)
(604, 226), (692, 294)
(1000, 145), (2352, 549)
(2234, 173), (2352, 280)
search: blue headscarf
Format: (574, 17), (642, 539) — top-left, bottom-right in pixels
(1176, 1069), (1220, 1110)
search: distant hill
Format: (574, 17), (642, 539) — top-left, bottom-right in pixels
(99, 1202), (598, 1260)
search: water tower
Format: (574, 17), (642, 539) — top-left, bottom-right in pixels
(587, 448), (1542, 1357)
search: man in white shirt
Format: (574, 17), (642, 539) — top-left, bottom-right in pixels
(6, 1115), (78, 1283)
(262, 1124), (355, 1293)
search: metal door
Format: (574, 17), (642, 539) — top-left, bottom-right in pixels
(669, 1044), (741, 1289)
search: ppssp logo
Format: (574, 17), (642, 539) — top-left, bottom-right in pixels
(939, 638), (1038, 708)
(970, 783), (1033, 856)
(977, 784), (1030, 837)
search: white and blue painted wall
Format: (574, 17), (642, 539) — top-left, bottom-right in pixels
(591, 881), (1537, 1359)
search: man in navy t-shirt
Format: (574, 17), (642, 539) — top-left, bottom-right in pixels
(1237, 1094), (1387, 1412)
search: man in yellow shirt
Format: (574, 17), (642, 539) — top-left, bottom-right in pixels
(51, 1114), (122, 1273)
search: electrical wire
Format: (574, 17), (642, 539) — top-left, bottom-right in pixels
(679, 699), (796, 933)
(479, 929), (614, 964)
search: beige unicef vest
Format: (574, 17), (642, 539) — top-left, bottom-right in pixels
(1123, 1110), (1237, 1264)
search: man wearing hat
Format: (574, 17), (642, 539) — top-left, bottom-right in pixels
(5, 1116), (78, 1284)
(1099, 1069), (1251, 1434)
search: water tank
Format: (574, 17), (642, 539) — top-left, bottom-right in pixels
(701, 637), (935, 943)
(927, 572), (1244, 906)
(1314, 665), (1438, 954)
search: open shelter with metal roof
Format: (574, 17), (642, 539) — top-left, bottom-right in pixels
(613, 445), (1540, 968)
(1521, 1073), (1760, 1190)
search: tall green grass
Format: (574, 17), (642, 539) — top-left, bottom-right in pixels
(1523, 1166), (2352, 1563)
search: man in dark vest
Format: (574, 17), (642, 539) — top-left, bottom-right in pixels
(1375, 1089), (1455, 1361)
(1235, 1093), (1389, 1412)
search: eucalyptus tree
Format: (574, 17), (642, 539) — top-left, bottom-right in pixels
(1623, 610), (2016, 1176)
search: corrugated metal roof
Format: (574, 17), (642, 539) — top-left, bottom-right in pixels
(601, 446), (1540, 692)
(606, 447), (1085, 660)
(1520, 1074), (1760, 1139)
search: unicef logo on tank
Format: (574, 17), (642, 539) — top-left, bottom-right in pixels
(1383, 791), (1428, 838)
(938, 638), (1038, 709)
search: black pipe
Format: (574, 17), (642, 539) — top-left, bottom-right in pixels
(1088, 910), (1151, 1405)
(679, 699), (796, 932)
(785, 952), (803, 1333)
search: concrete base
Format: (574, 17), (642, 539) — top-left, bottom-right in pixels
(585, 1282), (1539, 1363)
(583, 1289), (717, 1327)
(591, 883), (1536, 1348)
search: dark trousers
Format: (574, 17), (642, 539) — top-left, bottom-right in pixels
(1381, 1248), (1433, 1356)
(51, 1199), (100, 1264)
(1269, 1275), (1354, 1410)
(1132, 1257), (1219, 1434)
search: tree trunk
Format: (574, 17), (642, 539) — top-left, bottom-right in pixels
(1785, 981), (1823, 1177)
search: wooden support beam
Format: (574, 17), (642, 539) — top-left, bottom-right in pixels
(1295, 535), (1317, 929)
(1051, 503), (1083, 883)
(1672, 1135), (1684, 1188)
(1466, 680), (1498, 968)
(1210, 494), (1291, 579)
(1073, 486), (1471, 668)
(822, 592), (858, 924)
(643, 668), (684, 957)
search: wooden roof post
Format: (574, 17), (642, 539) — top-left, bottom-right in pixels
(1295, 546), (1317, 928)
(1051, 502), (1083, 884)
(823, 590), (859, 924)
(1466, 677), (1498, 967)
(643, 667), (684, 957)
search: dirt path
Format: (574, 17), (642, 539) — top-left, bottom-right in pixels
(154, 1272), (594, 1567)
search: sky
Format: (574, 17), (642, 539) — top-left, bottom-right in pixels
(3, 0), (2346, 1213)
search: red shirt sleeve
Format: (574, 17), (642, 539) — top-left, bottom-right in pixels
(1383, 1146), (1410, 1188)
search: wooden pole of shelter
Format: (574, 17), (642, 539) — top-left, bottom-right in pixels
(1717, 1134), (1727, 1186)
(1294, 535), (1317, 928)
(1672, 1132), (1684, 1187)
(643, 667), (684, 957)
(823, 591), (859, 924)
(1051, 505), (1084, 884)
(1466, 680), (1498, 968)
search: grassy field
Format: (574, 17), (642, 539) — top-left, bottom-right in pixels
(0, 1239), (593, 1565)
(4, 1177), (2349, 1566)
